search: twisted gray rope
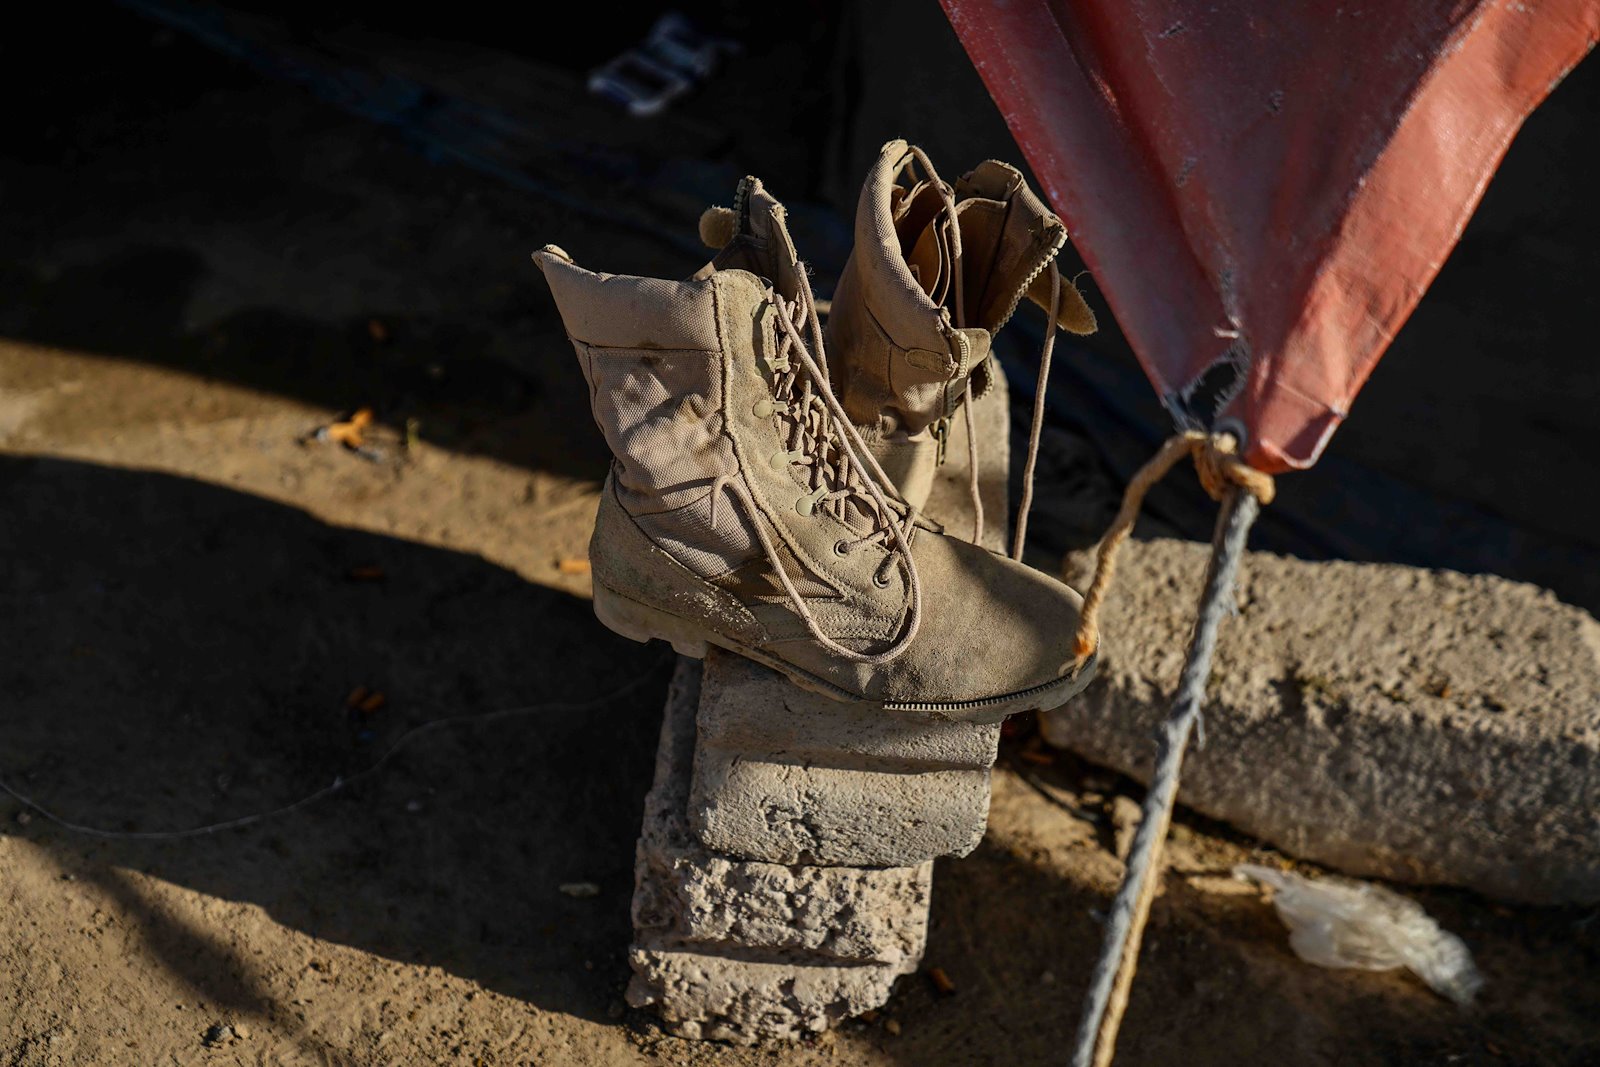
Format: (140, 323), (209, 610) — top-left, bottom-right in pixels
(1070, 488), (1261, 1067)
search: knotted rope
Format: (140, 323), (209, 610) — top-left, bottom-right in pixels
(1069, 431), (1275, 1067)
(1072, 430), (1274, 666)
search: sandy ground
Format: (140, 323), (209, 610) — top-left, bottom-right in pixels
(3, 11), (1599, 1067)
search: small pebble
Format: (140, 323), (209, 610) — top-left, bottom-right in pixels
(405, 800), (424, 814)
(1111, 795), (1143, 861)
(926, 966), (957, 995)
(884, 1019), (902, 1036)
(14, 811), (32, 826)
(606, 1001), (626, 1020)
(559, 882), (600, 898)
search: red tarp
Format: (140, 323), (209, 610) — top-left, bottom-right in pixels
(942, 0), (1597, 473)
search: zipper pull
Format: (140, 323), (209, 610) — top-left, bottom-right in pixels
(932, 417), (950, 465)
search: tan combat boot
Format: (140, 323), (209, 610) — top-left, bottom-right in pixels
(826, 140), (1097, 555)
(533, 176), (1094, 723)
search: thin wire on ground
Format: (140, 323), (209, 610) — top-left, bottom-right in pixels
(0, 655), (673, 842)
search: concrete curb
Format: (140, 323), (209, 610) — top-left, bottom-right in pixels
(1044, 539), (1600, 904)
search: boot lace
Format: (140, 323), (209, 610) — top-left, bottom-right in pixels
(710, 279), (924, 664)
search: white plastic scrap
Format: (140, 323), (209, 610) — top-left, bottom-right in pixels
(1234, 864), (1484, 1005)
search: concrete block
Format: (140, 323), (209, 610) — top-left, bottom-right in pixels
(634, 658), (931, 964)
(626, 947), (913, 1044)
(636, 852), (931, 964)
(696, 649), (1002, 768)
(1043, 539), (1600, 905)
(689, 649), (1001, 866)
(628, 659), (930, 1042)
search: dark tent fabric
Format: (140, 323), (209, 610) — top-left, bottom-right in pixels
(942, 0), (1597, 473)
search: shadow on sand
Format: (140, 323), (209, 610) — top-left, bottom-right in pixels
(0, 456), (666, 1047)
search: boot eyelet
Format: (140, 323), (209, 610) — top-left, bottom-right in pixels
(833, 539), (851, 557)
(872, 569), (892, 588)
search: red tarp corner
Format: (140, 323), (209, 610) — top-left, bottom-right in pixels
(942, 0), (1598, 472)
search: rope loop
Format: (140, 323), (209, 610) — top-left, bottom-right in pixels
(1071, 431), (1275, 664)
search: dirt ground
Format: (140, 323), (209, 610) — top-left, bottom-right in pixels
(2, 9), (1598, 1067)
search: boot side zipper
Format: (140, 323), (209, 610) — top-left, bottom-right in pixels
(992, 224), (1071, 333)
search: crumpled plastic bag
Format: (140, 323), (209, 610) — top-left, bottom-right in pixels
(1235, 864), (1483, 1005)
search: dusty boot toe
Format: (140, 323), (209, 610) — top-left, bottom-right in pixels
(772, 532), (1095, 721)
(879, 534), (1092, 719)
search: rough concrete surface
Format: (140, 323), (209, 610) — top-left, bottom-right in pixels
(633, 659), (932, 965)
(639, 855), (931, 964)
(690, 650), (1001, 867)
(696, 649), (1002, 770)
(628, 658), (930, 1041)
(1045, 539), (1600, 904)
(627, 948), (914, 1044)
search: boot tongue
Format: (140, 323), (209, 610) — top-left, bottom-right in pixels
(725, 179), (895, 537)
(730, 177), (807, 300)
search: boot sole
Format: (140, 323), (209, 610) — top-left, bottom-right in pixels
(592, 582), (1095, 724)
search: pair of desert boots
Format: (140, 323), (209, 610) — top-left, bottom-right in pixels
(534, 141), (1097, 723)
